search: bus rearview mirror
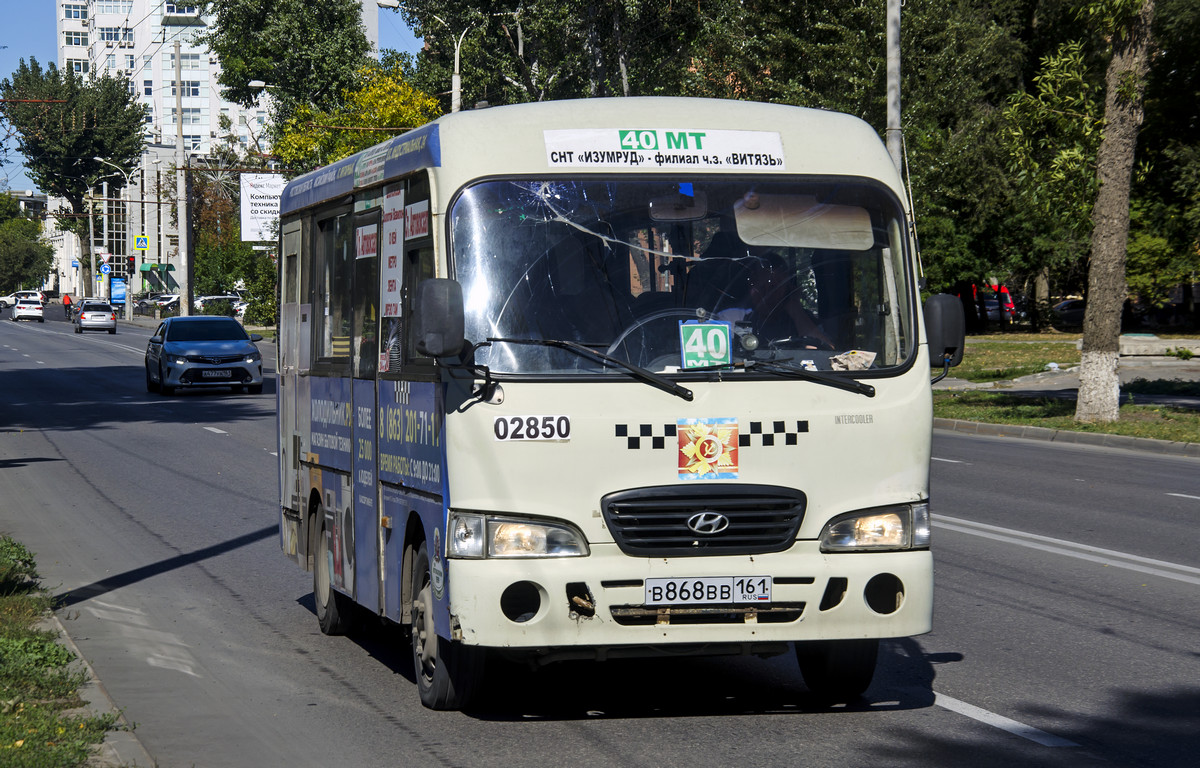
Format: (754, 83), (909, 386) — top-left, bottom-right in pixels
(923, 293), (965, 368)
(414, 278), (466, 358)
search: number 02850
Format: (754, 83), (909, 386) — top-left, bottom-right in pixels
(493, 415), (572, 441)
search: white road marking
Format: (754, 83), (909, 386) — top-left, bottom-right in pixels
(931, 457), (965, 463)
(1166, 492), (1200, 501)
(203, 427), (228, 434)
(935, 692), (1079, 747)
(934, 514), (1200, 585)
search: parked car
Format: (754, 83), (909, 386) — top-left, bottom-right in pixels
(1, 290), (46, 309)
(145, 316), (264, 396)
(10, 298), (44, 322)
(984, 298), (1016, 323)
(1051, 299), (1087, 330)
(194, 294), (242, 311)
(75, 302), (117, 334)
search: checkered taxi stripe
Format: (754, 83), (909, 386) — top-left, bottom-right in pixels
(615, 420), (809, 449)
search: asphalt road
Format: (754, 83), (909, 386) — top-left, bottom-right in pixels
(1, 312), (1197, 768)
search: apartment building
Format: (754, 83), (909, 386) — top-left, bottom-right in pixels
(48, 1), (381, 298)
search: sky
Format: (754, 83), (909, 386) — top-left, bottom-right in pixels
(0, 2), (422, 194)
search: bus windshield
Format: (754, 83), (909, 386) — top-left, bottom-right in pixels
(451, 178), (915, 376)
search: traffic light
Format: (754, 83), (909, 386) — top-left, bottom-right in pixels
(127, 255), (135, 273)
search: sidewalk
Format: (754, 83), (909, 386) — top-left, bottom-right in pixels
(933, 353), (1200, 457)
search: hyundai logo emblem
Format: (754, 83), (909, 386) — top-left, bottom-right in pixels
(686, 511), (730, 535)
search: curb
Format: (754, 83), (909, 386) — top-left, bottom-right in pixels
(48, 613), (156, 767)
(934, 417), (1200, 458)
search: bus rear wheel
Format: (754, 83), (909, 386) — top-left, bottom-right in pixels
(314, 515), (355, 635)
(411, 541), (483, 710)
(794, 639), (879, 703)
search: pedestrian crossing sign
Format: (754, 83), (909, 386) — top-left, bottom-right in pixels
(135, 236), (148, 250)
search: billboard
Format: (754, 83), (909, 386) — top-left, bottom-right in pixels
(240, 173), (287, 242)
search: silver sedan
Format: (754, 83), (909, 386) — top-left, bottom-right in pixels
(74, 302), (117, 334)
(145, 316), (264, 395)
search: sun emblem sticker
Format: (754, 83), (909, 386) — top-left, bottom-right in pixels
(678, 418), (739, 480)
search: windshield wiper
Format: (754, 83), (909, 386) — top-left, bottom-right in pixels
(486, 338), (694, 401)
(749, 359), (876, 397)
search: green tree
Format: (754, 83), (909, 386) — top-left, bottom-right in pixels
(242, 251), (278, 326)
(272, 57), (441, 172)
(395, 0), (709, 109)
(1076, 0), (1156, 423)
(0, 217), (54, 294)
(0, 58), (146, 285)
(199, 0), (373, 126)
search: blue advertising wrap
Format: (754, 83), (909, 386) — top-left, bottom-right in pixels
(308, 377), (353, 473)
(280, 124), (441, 216)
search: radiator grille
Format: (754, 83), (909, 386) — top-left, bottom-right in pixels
(601, 485), (806, 557)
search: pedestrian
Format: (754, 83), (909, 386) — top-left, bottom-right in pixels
(62, 293), (72, 319)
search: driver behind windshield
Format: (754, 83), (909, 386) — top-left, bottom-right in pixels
(714, 250), (835, 351)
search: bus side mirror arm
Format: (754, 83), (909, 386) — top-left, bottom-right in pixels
(924, 293), (965, 384)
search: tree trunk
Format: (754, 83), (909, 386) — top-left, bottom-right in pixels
(1075, 0), (1155, 423)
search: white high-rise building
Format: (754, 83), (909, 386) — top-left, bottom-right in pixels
(48, 1), (382, 299)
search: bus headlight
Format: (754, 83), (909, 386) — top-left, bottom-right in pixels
(447, 511), (589, 558)
(819, 502), (931, 552)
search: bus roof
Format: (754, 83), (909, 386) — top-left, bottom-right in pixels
(279, 97), (900, 217)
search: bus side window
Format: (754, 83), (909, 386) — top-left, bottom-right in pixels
(404, 245), (436, 365)
(314, 211), (353, 366)
(353, 211), (381, 379)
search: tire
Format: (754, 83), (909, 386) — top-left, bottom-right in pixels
(158, 364), (174, 396)
(411, 541), (484, 710)
(108, 328), (115, 334)
(314, 513), (354, 635)
(247, 383), (263, 395)
(145, 363), (159, 393)
(795, 639), (879, 703)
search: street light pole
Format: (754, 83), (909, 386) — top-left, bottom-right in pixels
(94, 156), (137, 321)
(431, 15), (475, 113)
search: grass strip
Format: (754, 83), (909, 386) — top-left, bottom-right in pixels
(933, 391), (1200, 444)
(1, 537), (117, 767)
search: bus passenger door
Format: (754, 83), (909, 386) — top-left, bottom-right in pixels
(352, 210), (382, 614)
(279, 220), (305, 534)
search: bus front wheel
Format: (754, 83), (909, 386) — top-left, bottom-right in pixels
(794, 639), (879, 703)
(411, 541), (483, 710)
(314, 515), (354, 635)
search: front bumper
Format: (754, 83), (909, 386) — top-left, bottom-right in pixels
(446, 542), (932, 655)
(163, 361), (263, 387)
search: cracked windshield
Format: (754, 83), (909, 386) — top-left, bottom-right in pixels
(452, 178), (915, 376)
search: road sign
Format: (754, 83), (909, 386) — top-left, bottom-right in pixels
(100, 253), (111, 264)
(100, 263), (111, 275)
(71, 260), (79, 268)
(135, 236), (148, 250)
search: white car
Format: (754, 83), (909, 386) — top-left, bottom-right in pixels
(11, 298), (44, 322)
(1, 290), (45, 309)
(194, 294), (242, 312)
